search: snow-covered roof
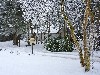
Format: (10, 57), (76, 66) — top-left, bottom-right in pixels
(33, 25), (59, 34)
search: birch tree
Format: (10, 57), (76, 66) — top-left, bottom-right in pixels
(60, 0), (95, 71)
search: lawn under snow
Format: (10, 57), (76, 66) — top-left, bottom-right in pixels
(0, 41), (100, 75)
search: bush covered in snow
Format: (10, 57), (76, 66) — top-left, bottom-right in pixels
(44, 36), (74, 52)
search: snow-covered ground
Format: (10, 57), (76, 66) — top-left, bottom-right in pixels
(0, 40), (100, 75)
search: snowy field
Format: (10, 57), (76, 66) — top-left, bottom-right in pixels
(0, 41), (100, 75)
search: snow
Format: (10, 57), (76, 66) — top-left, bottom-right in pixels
(0, 41), (100, 75)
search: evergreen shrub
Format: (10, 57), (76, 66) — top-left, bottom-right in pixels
(44, 35), (74, 52)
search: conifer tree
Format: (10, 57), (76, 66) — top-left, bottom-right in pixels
(1, 0), (26, 45)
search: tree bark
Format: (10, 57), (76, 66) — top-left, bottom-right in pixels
(61, 0), (84, 67)
(13, 32), (18, 45)
(83, 0), (91, 71)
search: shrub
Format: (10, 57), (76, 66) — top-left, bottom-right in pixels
(44, 35), (74, 52)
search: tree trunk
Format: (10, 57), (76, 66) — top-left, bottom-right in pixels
(13, 32), (18, 45)
(64, 20), (66, 37)
(41, 32), (42, 44)
(71, 29), (84, 67)
(61, 0), (84, 67)
(83, 0), (91, 71)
